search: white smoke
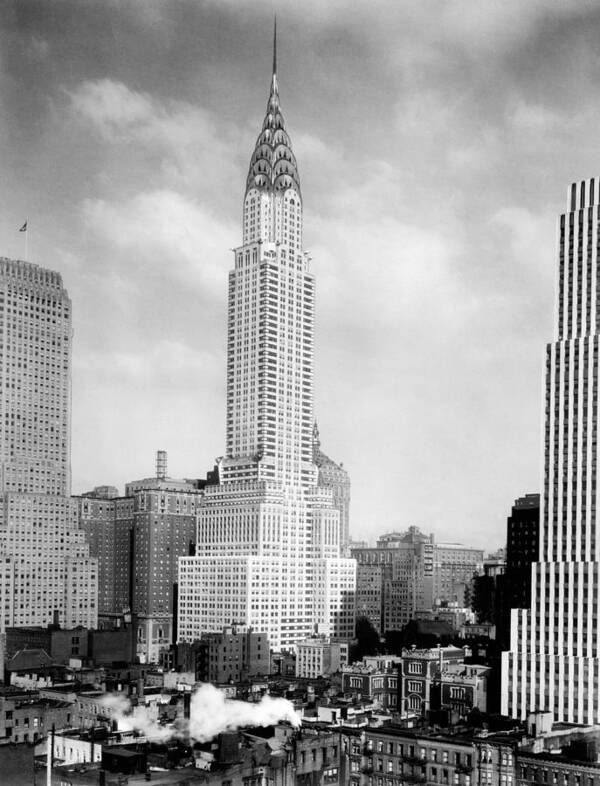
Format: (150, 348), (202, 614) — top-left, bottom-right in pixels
(101, 684), (300, 743)
(101, 692), (174, 743)
(188, 683), (300, 742)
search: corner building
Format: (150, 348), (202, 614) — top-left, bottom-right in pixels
(0, 258), (97, 629)
(502, 179), (600, 723)
(178, 40), (356, 651)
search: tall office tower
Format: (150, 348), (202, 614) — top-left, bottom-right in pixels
(126, 453), (201, 664)
(178, 33), (356, 651)
(495, 494), (539, 648)
(503, 179), (600, 724)
(75, 454), (202, 663)
(0, 258), (97, 629)
(313, 422), (352, 557)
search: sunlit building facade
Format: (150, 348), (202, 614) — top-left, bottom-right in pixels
(0, 258), (97, 629)
(178, 37), (356, 651)
(503, 179), (600, 723)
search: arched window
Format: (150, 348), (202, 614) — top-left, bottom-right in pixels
(408, 695), (421, 711)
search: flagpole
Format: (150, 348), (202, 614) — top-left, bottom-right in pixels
(19, 219), (28, 260)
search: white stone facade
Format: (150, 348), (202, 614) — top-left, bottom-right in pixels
(502, 178), (600, 723)
(177, 49), (355, 652)
(295, 637), (348, 679)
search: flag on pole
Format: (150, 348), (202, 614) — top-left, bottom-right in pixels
(19, 221), (27, 232)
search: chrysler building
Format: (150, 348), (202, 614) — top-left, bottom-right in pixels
(178, 29), (356, 651)
(502, 179), (600, 723)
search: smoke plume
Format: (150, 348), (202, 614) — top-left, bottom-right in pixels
(188, 683), (300, 741)
(101, 683), (300, 743)
(101, 692), (174, 743)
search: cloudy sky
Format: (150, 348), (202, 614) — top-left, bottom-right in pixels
(3, 1), (600, 549)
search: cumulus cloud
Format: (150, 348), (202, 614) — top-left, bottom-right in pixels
(27, 36), (50, 61)
(69, 78), (245, 195)
(69, 79), (157, 139)
(5, 0), (596, 546)
(82, 189), (235, 299)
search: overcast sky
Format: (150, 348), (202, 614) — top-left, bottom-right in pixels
(3, 1), (600, 549)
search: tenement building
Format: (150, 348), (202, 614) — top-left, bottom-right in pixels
(178, 33), (356, 651)
(502, 179), (600, 723)
(176, 624), (270, 683)
(0, 258), (97, 629)
(358, 724), (519, 786)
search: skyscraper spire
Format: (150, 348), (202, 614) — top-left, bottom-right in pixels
(272, 16), (277, 78)
(245, 18), (301, 199)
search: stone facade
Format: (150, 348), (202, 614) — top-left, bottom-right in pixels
(0, 258), (97, 630)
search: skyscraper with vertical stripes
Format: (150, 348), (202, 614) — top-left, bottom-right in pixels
(0, 258), (97, 630)
(177, 28), (356, 651)
(502, 178), (600, 723)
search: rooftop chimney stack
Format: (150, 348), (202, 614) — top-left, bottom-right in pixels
(156, 450), (167, 480)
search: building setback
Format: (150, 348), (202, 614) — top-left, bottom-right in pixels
(313, 422), (352, 557)
(0, 258), (97, 630)
(502, 179), (600, 724)
(177, 31), (356, 651)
